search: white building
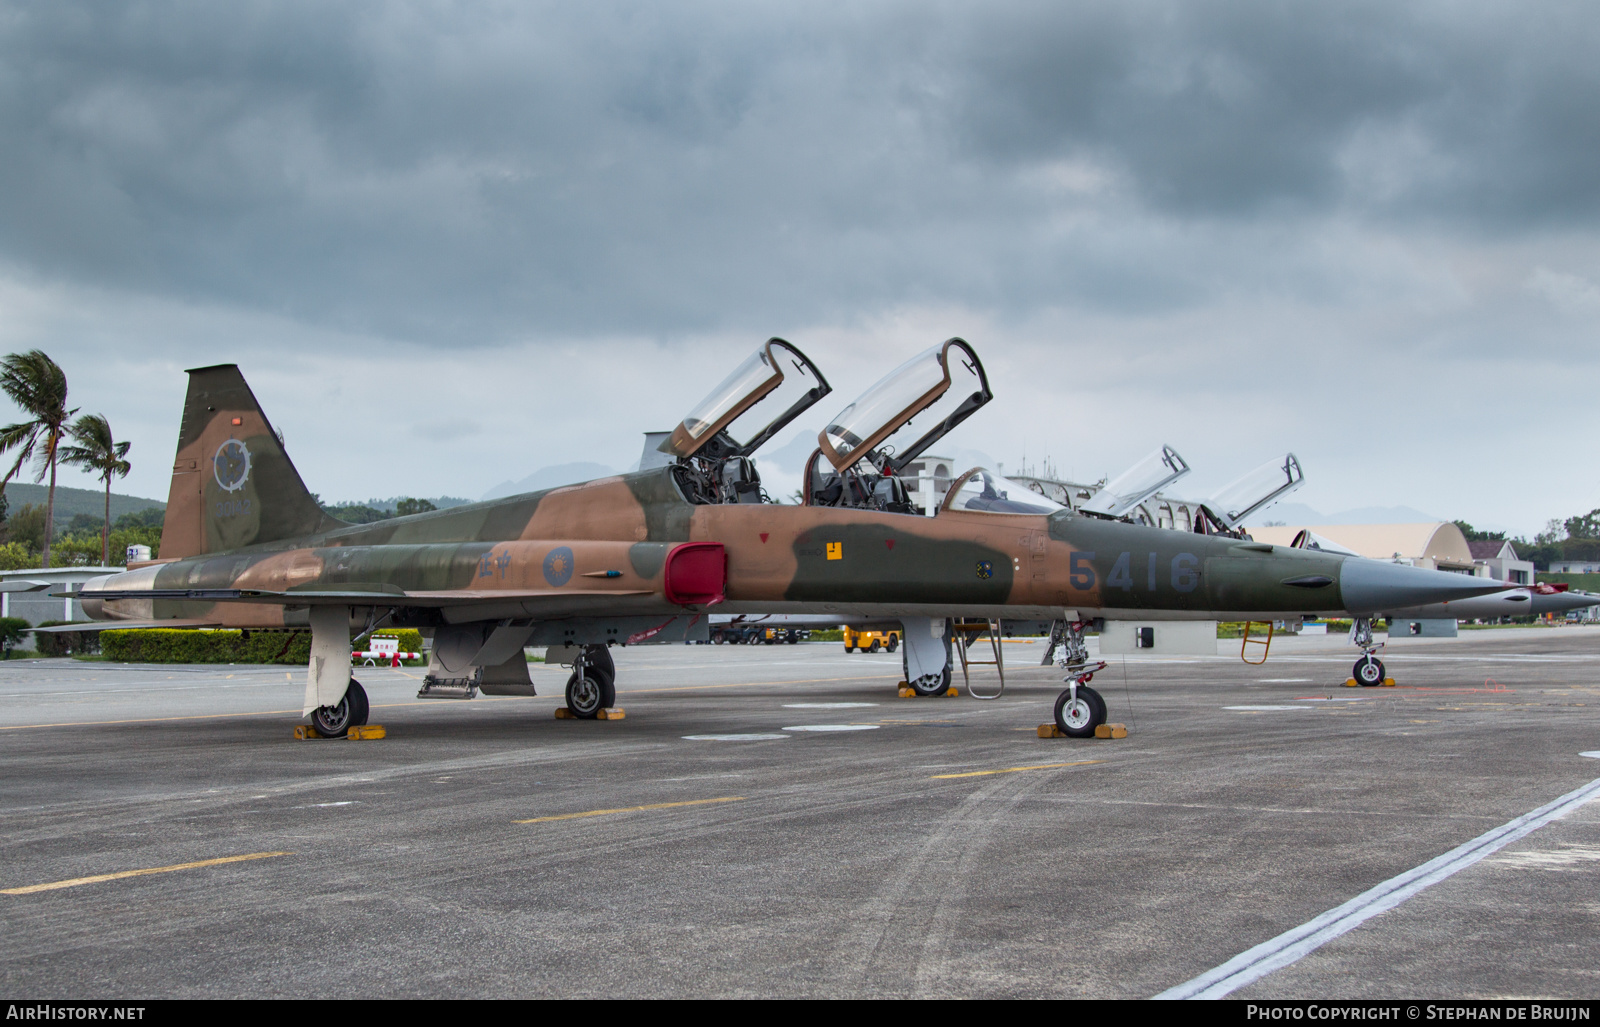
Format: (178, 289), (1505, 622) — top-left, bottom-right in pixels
(898, 454), (956, 516)
(0, 567), (118, 626)
(1468, 540), (1535, 585)
(1249, 522), (1478, 573)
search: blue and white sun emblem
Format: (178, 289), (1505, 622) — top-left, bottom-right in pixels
(213, 439), (251, 493)
(543, 546), (575, 587)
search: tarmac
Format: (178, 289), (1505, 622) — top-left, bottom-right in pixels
(1, 626), (1597, 999)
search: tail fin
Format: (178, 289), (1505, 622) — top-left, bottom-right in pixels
(160, 364), (341, 559)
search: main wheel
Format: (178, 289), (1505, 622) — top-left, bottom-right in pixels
(1054, 685), (1106, 738)
(908, 664), (952, 697)
(565, 668), (616, 719)
(310, 679), (369, 737)
(1353, 655), (1386, 687)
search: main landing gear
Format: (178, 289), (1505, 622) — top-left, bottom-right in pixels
(1349, 617), (1387, 687)
(310, 679), (369, 737)
(1050, 620), (1108, 738)
(565, 645), (617, 718)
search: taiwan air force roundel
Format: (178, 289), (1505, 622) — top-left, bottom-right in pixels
(213, 439), (251, 492)
(543, 546), (575, 587)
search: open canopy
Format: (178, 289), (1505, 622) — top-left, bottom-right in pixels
(941, 467), (1066, 515)
(1080, 444), (1190, 519)
(1207, 453), (1305, 528)
(818, 338), (991, 473)
(662, 338), (830, 460)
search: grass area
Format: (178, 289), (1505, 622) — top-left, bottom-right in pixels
(1459, 621), (1595, 630)
(1217, 620), (1354, 638)
(1539, 573), (1600, 591)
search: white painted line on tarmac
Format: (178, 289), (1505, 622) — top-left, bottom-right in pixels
(1258, 679), (1313, 683)
(1153, 774), (1600, 1000)
(782, 724), (880, 732)
(1223, 706), (1314, 712)
(782, 702), (880, 709)
(1294, 698), (1369, 703)
(682, 734), (790, 742)
(1581, 751), (1600, 759)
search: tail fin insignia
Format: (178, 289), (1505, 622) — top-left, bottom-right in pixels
(160, 365), (340, 560)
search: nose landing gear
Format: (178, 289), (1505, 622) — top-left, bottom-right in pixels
(1349, 617), (1389, 687)
(1050, 620), (1109, 737)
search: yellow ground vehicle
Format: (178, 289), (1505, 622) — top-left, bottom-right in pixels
(842, 626), (899, 653)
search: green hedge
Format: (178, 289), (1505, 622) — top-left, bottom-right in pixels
(102, 629), (312, 664)
(34, 620), (101, 657)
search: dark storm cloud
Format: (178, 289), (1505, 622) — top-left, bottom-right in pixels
(1, 1), (1597, 343)
(950, 1), (1600, 223)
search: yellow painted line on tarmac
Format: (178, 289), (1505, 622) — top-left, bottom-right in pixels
(515, 796), (745, 824)
(2, 852), (291, 895)
(931, 760), (1103, 779)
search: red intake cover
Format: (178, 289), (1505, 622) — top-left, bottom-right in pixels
(664, 542), (727, 606)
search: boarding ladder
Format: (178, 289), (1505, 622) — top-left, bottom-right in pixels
(1240, 621), (1274, 665)
(954, 619), (1006, 699)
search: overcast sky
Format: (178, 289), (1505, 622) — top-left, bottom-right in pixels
(2, 1), (1596, 535)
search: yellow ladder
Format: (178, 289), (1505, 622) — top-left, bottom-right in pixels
(1240, 621), (1274, 665)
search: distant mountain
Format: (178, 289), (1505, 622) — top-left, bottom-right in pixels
(1249, 501), (1442, 527)
(481, 463), (615, 501)
(1, 482), (165, 522)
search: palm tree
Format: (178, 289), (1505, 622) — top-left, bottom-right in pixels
(61, 414), (132, 567)
(0, 351), (76, 569)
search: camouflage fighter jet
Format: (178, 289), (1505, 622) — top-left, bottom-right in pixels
(77, 339), (1513, 737)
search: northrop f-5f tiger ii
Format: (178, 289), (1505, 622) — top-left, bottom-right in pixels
(77, 341), (1511, 737)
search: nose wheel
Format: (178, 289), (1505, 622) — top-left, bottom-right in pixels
(1054, 682), (1106, 737)
(1348, 617), (1390, 687)
(310, 679), (369, 737)
(1353, 654), (1386, 687)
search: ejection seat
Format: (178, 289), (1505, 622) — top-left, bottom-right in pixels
(656, 338), (832, 506)
(803, 337), (992, 515)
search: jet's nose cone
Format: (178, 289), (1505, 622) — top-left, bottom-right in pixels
(1340, 559), (1511, 614)
(1532, 590), (1600, 615)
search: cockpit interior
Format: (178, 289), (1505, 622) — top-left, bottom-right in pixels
(662, 338), (831, 506)
(804, 338), (992, 515)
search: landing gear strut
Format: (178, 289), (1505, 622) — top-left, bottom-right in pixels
(310, 679), (369, 737)
(565, 645), (616, 718)
(1349, 617), (1387, 687)
(1051, 620), (1108, 738)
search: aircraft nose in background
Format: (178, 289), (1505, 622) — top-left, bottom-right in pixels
(1339, 558), (1511, 614)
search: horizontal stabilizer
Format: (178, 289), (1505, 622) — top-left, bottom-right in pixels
(71, 587), (655, 607)
(33, 618), (223, 633)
